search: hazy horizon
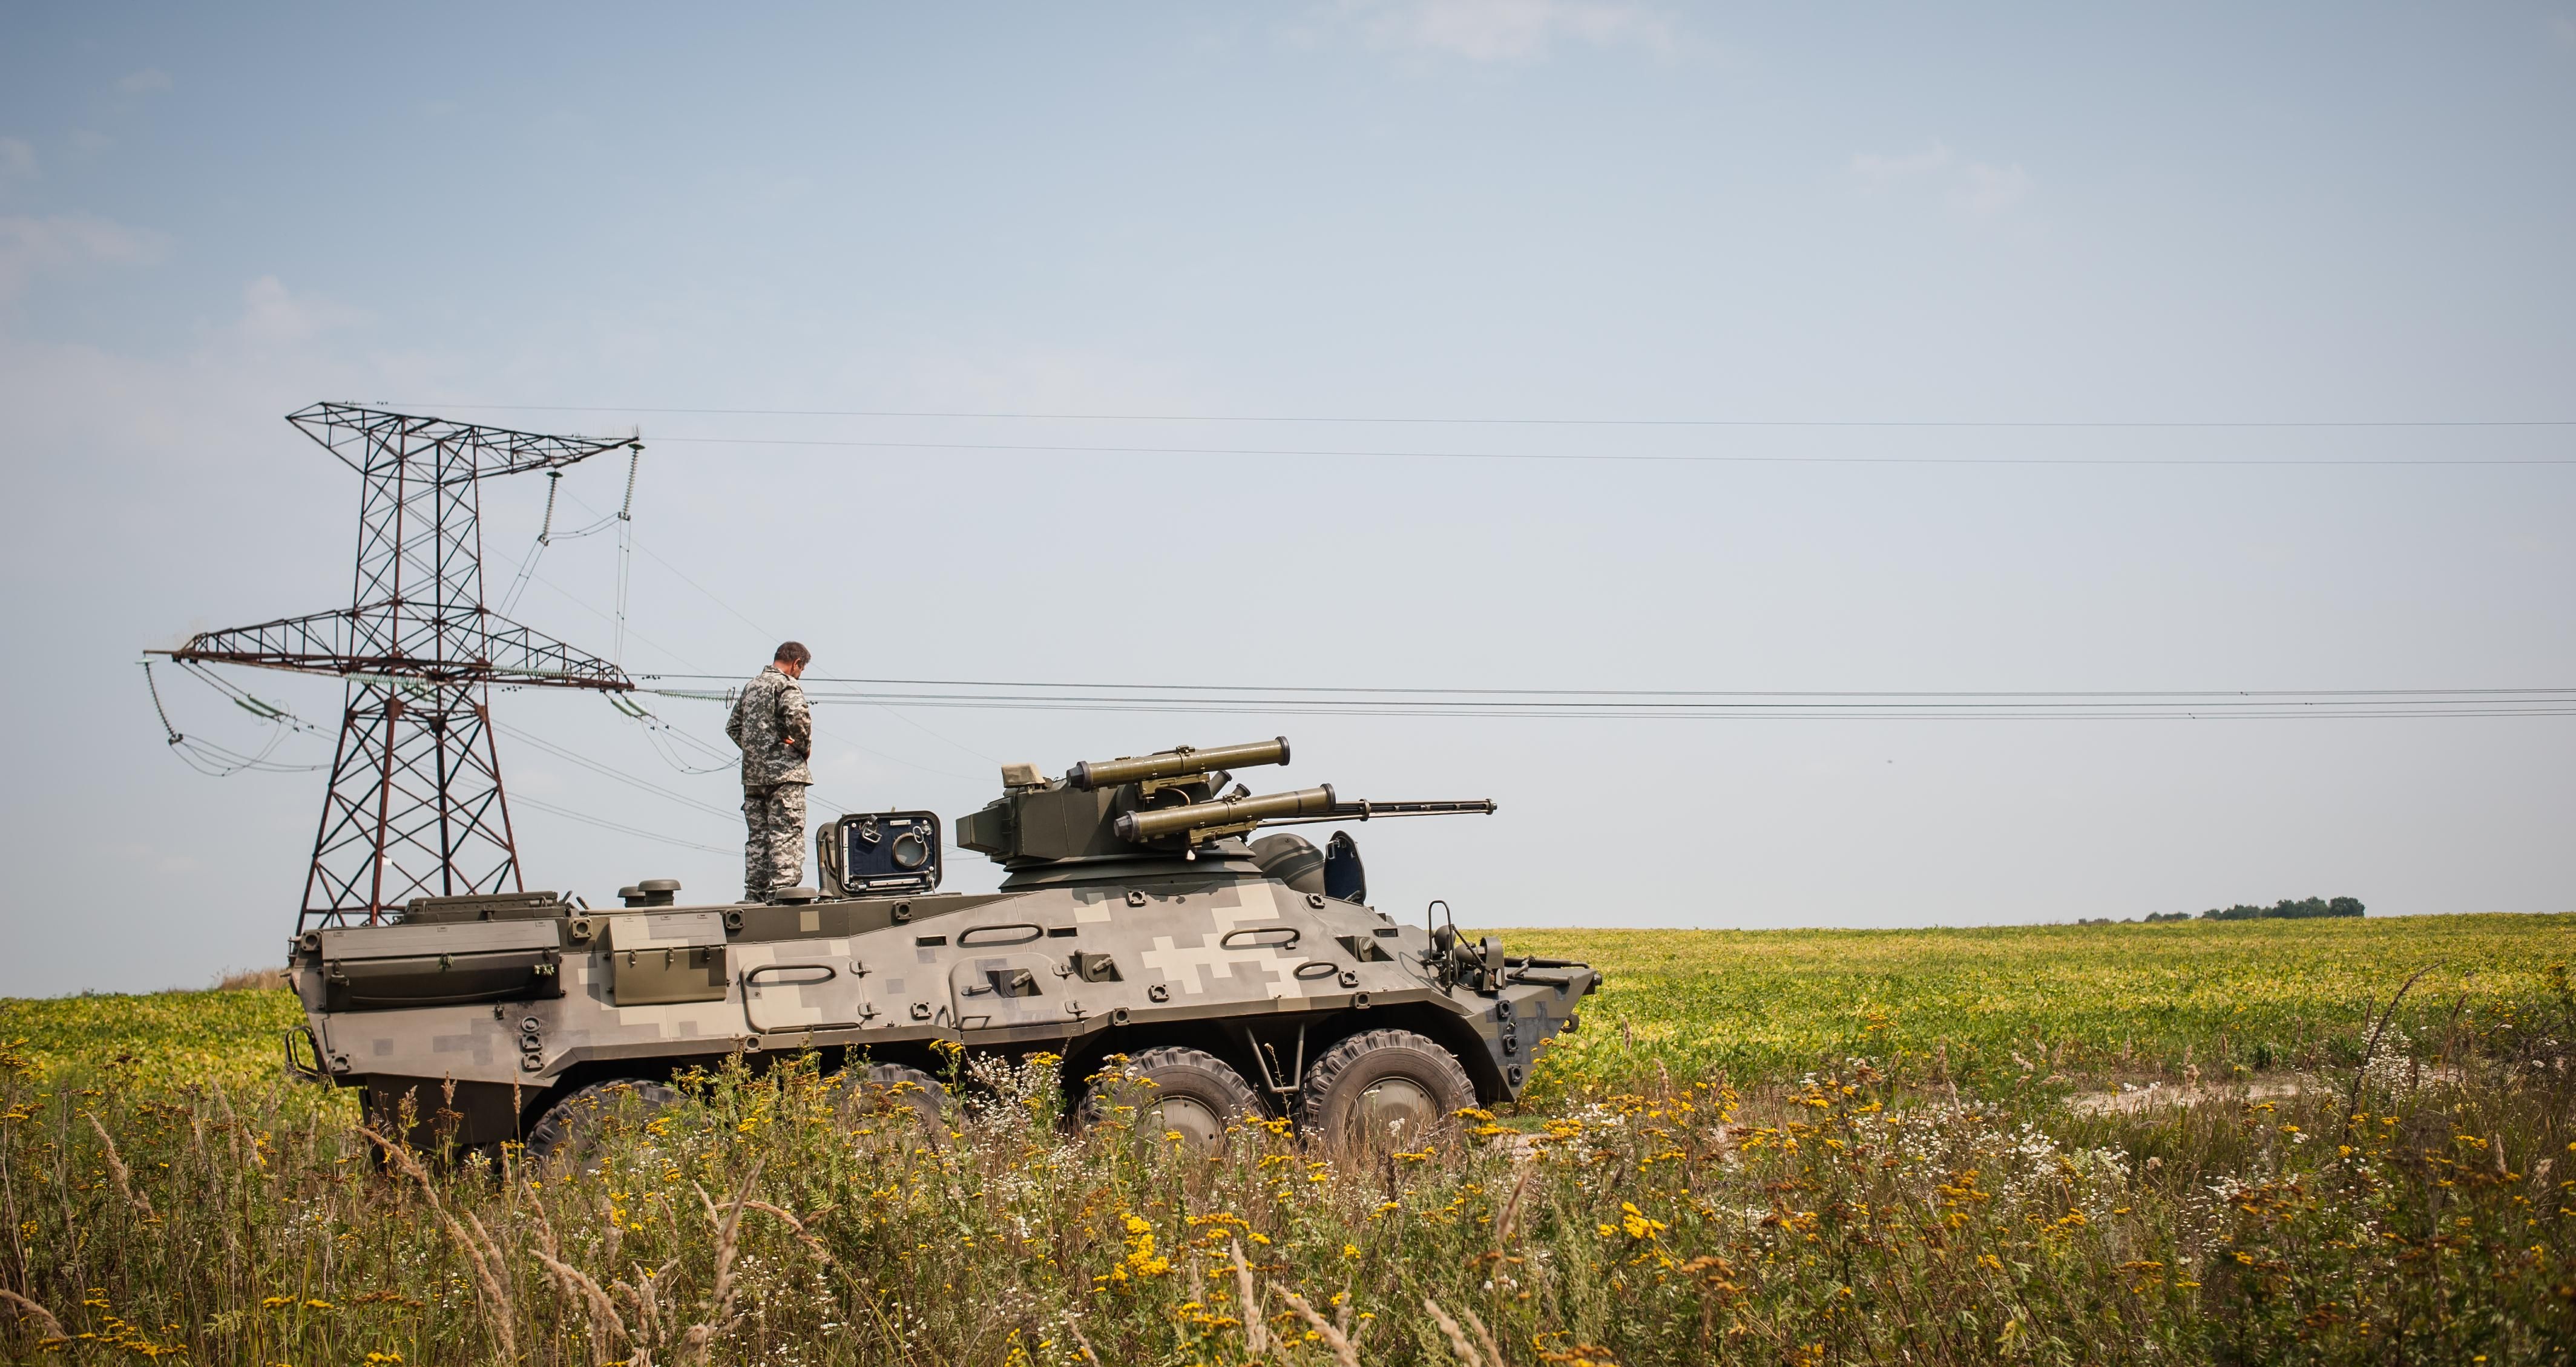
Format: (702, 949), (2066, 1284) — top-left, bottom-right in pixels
(3, 3), (2570, 995)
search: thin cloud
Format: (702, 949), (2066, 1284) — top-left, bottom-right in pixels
(1851, 141), (2036, 221)
(0, 138), (34, 184)
(1336, 0), (1675, 63)
(234, 275), (366, 344)
(0, 213), (170, 299)
(116, 68), (172, 96)
(1851, 143), (1953, 186)
(1950, 161), (2032, 218)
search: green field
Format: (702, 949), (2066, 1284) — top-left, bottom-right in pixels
(1512, 913), (2576, 1096)
(0, 985), (304, 1089)
(5, 914), (2572, 1365)
(10, 912), (2564, 1097)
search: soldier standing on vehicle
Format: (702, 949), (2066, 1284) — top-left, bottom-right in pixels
(728, 641), (814, 901)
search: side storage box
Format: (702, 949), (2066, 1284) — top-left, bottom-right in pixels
(605, 910), (731, 1006)
(316, 920), (565, 1011)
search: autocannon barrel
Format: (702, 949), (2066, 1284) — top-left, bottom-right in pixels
(1114, 788), (1498, 843)
(1114, 785), (1338, 842)
(1069, 737), (1290, 792)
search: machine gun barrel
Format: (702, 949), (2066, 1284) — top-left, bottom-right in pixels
(1113, 786), (1497, 844)
(1070, 737), (1289, 792)
(1282, 798), (1498, 825)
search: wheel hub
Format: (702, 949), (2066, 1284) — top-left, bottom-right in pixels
(1150, 1095), (1228, 1150)
(1352, 1076), (1438, 1141)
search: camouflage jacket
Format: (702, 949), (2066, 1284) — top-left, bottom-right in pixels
(727, 664), (813, 787)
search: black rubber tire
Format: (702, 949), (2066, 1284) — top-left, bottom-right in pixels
(1081, 1047), (1265, 1155)
(524, 1080), (683, 1175)
(1296, 1029), (1476, 1149)
(830, 1062), (950, 1144)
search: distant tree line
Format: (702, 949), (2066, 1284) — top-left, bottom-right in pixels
(2201, 896), (2364, 921)
(2077, 897), (2363, 927)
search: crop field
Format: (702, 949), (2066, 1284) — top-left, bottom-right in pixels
(2, 913), (2572, 1365)
(0, 985), (305, 1092)
(1512, 913), (2576, 1098)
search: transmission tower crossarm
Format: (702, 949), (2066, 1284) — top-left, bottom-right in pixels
(159, 605), (635, 690)
(287, 402), (633, 483)
(154, 401), (648, 925)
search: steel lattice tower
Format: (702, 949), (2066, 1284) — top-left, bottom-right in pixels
(165, 404), (636, 928)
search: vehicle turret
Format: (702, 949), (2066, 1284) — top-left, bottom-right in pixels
(956, 738), (1496, 868)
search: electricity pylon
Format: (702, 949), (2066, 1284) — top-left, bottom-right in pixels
(162, 404), (637, 928)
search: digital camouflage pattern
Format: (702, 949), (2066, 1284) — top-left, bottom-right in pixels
(729, 663), (813, 899)
(726, 663), (812, 787)
(284, 738), (1598, 1164)
(742, 782), (807, 901)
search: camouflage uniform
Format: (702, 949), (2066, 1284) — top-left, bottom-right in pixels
(727, 664), (813, 900)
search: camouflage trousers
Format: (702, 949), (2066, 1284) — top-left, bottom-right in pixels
(743, 782), (808, 902)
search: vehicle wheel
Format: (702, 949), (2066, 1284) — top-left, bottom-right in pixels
(524, 1080), (684, 1175)
(831, 1062), (950, 1144)
(1081, 1047), (1264, 1155)
(1296, 1029), (1474, 1149)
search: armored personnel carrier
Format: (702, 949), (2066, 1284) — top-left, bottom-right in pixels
(284, 738), (1598, 1161)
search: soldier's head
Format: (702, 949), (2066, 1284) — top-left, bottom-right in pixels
(774, 641), (811, 678)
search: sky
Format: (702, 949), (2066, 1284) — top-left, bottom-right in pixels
(2, 3), (2571, 996)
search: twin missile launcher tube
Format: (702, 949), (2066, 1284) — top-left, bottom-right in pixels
(1114, 785), (1338, 842)
(1068, 736), (1290, 792)
(1113, 788), (1498, 844)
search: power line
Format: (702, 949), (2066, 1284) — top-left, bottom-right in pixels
(513, 492), (994, 783)
(773, 700), (2574, 720)
(518, 566), (705, 678)
(797, 700), (2571, 720)
(634, 677), (2576, 721)
(637, 674), (2571, 699)
(519, 468), (2576, 726)
(512, 794), (735, 857)
(547, 484), (1002, 770)
(493, 721), (740, 822)
(139, 660), (329, 775)
(630, 434), (2576, 467)
(606, 692), (739, 775)
(383, 402), (2576, 430)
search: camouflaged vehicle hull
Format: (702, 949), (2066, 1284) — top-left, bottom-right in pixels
(286, 844), (1600, 1155)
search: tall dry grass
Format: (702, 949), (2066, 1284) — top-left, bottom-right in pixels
(2, 974), (2572, 1365)
(209, 966), (291, 993)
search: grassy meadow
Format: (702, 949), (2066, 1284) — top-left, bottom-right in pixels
(2, 913), (2571, 1365)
